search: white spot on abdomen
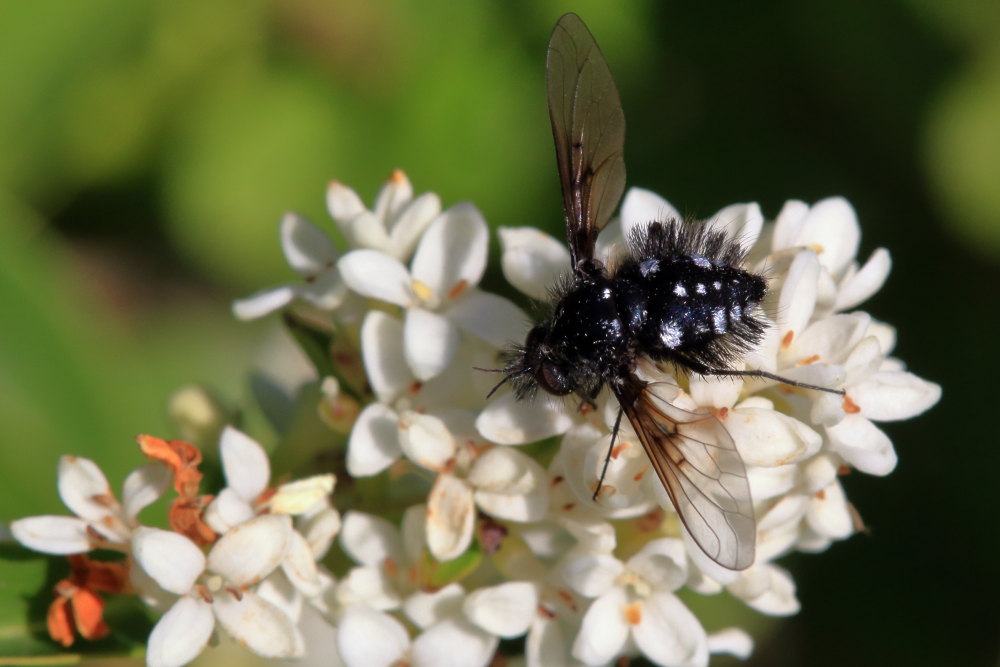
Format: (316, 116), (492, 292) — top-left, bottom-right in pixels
(673, 283), (688, 297)
(712, 308), (727, 333)
(639, 259), (660, 277)
(660, 322), (682, 348)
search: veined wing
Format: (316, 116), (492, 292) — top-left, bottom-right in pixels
(546, 13), (626, 268)
(611, 376), (756, 570)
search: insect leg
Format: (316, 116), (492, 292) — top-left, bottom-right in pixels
(676, 358), (845, 396)
(592, 405), (625, 501)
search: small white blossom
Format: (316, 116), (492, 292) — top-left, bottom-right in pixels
(562, 538), (710, 666)
(204, 426), (337, 536)
(338, 200), (527, 380)
(11, 456), (169, 554)
(135, 515), (304, 666)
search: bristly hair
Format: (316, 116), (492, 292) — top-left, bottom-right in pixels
(626, 218), (750, 269)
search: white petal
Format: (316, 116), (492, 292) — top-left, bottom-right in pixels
(10, 516), (92, 555)
(208, 514), (292, 587)
(475, 392), (573, 445)
(219, 426), (271, 502)
(232, 285), (297, 320)
(146, 597), (214, 667)
(373, 170), (414, 222)
(405, 307), (459, 381)
(340, 511), (403, 568)
(57, 456), (114, 522)
(777, 249), (819, 339)
(336, 607), (410, 667)
(707, 202), (763, 250)
(790, 312), (870, 365)
(446, 290), (530, 348)
(348, 211), (392, 250)
(280, 213), (338, 276)
(402, 504), (428, 564)
(621, 188), (681, 242)
(337, 565), (401, 610)
(498, 226), (569, 301)
(404, 583), (466, 629)
(467, 447), (538, 495)
(326, 180), (366, 229)
(411, 202), (489, 299)
(708, 627), (754, 659)
(426, 474), (475, 561)
(771, 199), (810, 251)
(799, 197), (860, 276)
(398, 410), (457, 471)
(747, 464), (798, 501)
(722, 407), (822, 467)
(467, 447), (549, 522)
(826, 415), (897, 476)
(360, 310), (411, 403)
(214, 590), (304, 659)
(269, 474), (335, 514)
(851, 371), (941, 421)
(204, 488), (255, 534)
(388, 191), (442, 260)
(835, 247), (891, 311)
(807, 480), (853, 540)
(256, 572), (302, 624)
(802, 454), (840, 493)
(628, 538), (689, 592)
(299, 266), (348, 310)
(526, 614), (575, 667)
(122, 462), (170, 518)
(632, 592), (708, 667)
(411, 618), (497, 667)
(464, 581), (537, 638)
(572, 588), (629, 665)
(339, 250), (413, 306)
(688, 373), (742, 409)
(301, 506), (342, 560)
(347, 403), (402, 477)
(561, 553), (624, 598)
(281, 530), (321, 598)
(728, 563), (800, 616)
(132, 527), (204, 594)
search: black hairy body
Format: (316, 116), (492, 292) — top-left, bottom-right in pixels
(506, 219), (767, 402)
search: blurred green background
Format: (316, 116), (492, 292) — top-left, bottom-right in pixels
(0, 0), (996, 664)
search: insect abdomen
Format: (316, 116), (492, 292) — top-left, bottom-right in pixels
(616, 221), (767, 368)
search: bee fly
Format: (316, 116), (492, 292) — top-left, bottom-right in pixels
(490, 13), (844, 570)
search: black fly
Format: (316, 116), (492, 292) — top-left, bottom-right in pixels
(492, 13), (843, 571)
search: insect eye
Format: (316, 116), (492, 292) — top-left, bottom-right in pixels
(538, 361), (574, 396)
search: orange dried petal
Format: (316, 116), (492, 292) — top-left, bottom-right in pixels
(47, 596), (75, 647)
(137, 434), (205, 498)
(70, 588), (110, 641)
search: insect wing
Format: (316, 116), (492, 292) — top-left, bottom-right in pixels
(547, 13), (627, 267)
(612, 378), (756, 570)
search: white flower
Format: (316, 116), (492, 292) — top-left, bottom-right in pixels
(134, 515), (304, 667)
(347, 310), (490, 477)
(338, 200), (527, 380)
(327, 169), (441, 260)
(562, 538), (711, 666)
(204, 426), (338, 538)
(11, 456), (168, 554)
(233, 212), (348, 320)
(338, 581), (536, 667)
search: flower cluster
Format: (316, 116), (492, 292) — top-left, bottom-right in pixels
(10, 172), (939, 666)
